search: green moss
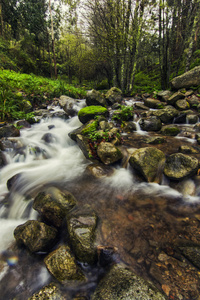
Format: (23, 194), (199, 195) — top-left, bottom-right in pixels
(78, 106), (107, 117)
(112, 105), (134, 122)
(81, 120), (98, 135)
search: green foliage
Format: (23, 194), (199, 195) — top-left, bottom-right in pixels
(132, 71), (161, 94)
(112, 105), (134, 122)
(81, 120), (98, 135)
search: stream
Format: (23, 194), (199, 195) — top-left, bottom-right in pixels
(1, 101), (200, 299)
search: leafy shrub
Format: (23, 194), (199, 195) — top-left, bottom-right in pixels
(112, 105), (134, 122)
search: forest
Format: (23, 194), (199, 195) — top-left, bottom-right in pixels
(0, 0), (200, 95)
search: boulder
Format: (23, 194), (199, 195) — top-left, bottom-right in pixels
(171, 66), (200, 89)
(139, 116), (162, 131)
(176, 99), (190, 110)
(33, 187), (77, 227)
(97, 142), (123, 165)
(160, 125), (180, 136)
(157, 90), (172, 102)
(14, 220), (58, 252)
(129, 147), (166, 183)
(0, 125), (20, 139)
(44, 245), (86, 283)
(86, 90), (107, 107)
(59, 95), (79, 116)
(167, 92), (185, 105)
(78, 106), (108, 124)
(151, 105), (178, 123)
(28, 283), (64, 300)
(143, 98), (165, 109)
(105, 87), (123, 106)
(67, 206), (98, 264)
(164, 153), (199, 180)
(91, 264), (166, 300)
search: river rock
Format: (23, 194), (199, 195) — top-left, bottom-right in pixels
(44, 245), (86, 283)
(97, 142), (123, 165)
(134, 102), (149, 110)
(186, 114), (199, 124)
(179, 145), (199, 154)
(145, 136), (165, 145)
(33, 187), (77, 227)
(160, 125), (180, 136)
(122, 121), (137, 133)
(86, 163), (114, 178)
(171, 66), (200, 89)
(176, 99), (190, 110)
(67, 206), (98, 264)
(86, 90), (107, 107)
(0, 125), (20, 138)
(143, 98), (164, 109)
(91, 264), (166, 300)
(59, 95), (79, 116)
(16, 120), (31, 128)
(187, 95), (200, 109)
(139, 116), (162, 131)
(178, 246), (200, 269)
(164, 153), (199, 180)
(157, 90), (172, 102)
(76, 134), (94, 160)
(167, 92), (185, 105)
(41, 133), (56, 143)
(129, 147), (166, 183)
(0, 150), (7, 168)
(173, 113), (187, 124)
(14, 220), (58, 252)
(78, 106), (108, 124)
(105, 87), (123, 106)
(28, 283), (65, 300)
(151, 105), (178, 123)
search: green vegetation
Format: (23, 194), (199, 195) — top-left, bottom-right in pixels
(78, 106), (108, 124)
(112, 105), (134, 122)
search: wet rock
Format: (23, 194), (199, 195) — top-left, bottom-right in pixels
(0, 138), (15, 150)
(157, 90), (172, 102)
(164, 153), (199, 180)
(76, 134), (94, 160)
(186, 114), (199, 124)
(7, 173), (22, 191)
(78, 106), (108, 124)
(139, 116), (162, 131)
(99, 120), (113, 131)
(129, 147), (166, 183)
(179, 145), (199, 154)
(151, 105), (178, 123)
(167, 92), (185, 105)
(91, 264), (166, 300)
(86, 90), (107, 107)
(145, 136), (165, 145)
(134, 102), (149, 110)
(50, 111), (69, 120)
(178, 246), (200, 269)
(14, 220), (58, 252)
(160, 125), (181, 136)
(97, 245), (119, 267)
(59, 95), (79, 116)
(41, 133), (56, 143)
(143, 98), (164, 109)
(68, 120), (96, 141)
(67, 206), (98, 264)
(194, 123), (200, 132)
(28, 283), (65, 300)
(0, 125), (20, 138)
(86, 163), (114, 178)
(171, 66), (200, 89)
(44, 245), (86, 283)
(0, 150), (7, 168)
(196, 133), (200, 145)
(187, 95), (200, 109)
(173, 113), (187, 124)
(16, 120), (31, 128)
(33, 187), (77, 227)
(172, 179), (196, 196)
(105, 87), (123, 106)
(97, 142), (123, 165)
(176, 99), (190, 110)
(122, 121), (137, 133)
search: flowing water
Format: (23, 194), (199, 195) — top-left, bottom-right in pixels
(1, 102), (200, 299)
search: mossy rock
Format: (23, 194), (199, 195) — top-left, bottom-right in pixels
(171, 66), (200, 89)
(78, 106), (108, 124)
(160, 125), (180, 136)
(86, 89), (107, 107)
(152, 105), (178, 123)
(28, 283), (65, 300)
(105, 87), (123, 106)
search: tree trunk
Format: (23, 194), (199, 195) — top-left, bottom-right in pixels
(49, 0), (57, 79)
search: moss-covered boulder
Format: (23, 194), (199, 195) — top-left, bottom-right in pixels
(97, 142), (123, 165)
(28, 283), (65, 300)
(105, 87), (123, 106)
(86, 90), (107, 107)
(91, 264), (166, 300)
(78, 106), (108, 124)
(67, 206), (98, 264)
(0, 125), (20, 139)
(152, 105), (178, 123)
(14, 220), (58, 252)
(129, 147), (166, 183)
(160, 125), (180, 136)
(164, 153), (199, 180)
(33, 187), (77, 227)
(44, 245), (86, 283)
(139, 116), (162, 131)
(171, 66), (200, 89)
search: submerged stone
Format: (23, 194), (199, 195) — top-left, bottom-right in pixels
(86, 163), (114, 178)
(67, 206), (98, 264)
(164, 153), (199, 180)
(0, 125), (20, 139)
(33, 187), (77, 227)
(44, 245), (86, 283)
(14, 220), (58, 252)
(129, 147), (166, 183)
(28, 283), (65, 300)
(91, 264), (166, 300)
